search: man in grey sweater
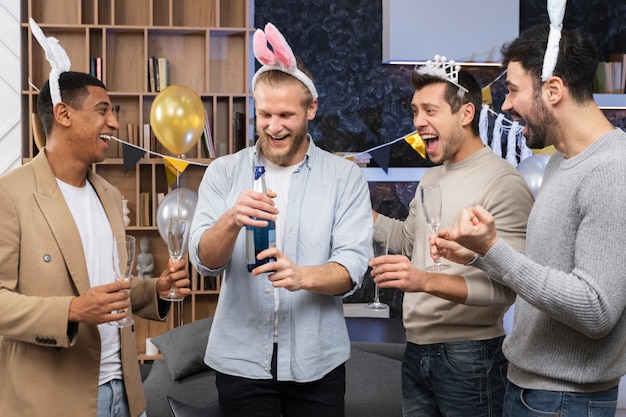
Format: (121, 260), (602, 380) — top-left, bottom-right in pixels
(435, 24), (626, 417)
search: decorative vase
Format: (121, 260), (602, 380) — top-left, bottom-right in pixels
(122, 198), (131, 227)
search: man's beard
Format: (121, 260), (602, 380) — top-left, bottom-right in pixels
(524, 93), (556, 150)
(258, 125), (308, 166)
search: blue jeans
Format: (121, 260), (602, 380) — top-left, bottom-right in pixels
(402, 336), (508, 417)
(97, 379), (133, 417)
(503, 381), (618, 417)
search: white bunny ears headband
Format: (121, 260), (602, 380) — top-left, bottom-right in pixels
(542, 0), (567, 81)
(251, 23), (318, 100)
(29, 18), (71, 106)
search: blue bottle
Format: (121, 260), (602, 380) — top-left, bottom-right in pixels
(246, 166), (276, 272)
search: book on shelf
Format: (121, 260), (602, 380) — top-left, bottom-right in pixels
(233, 111), (247, 152)
(594, 62), (608, 93)
(96, 57), (102, 81)
(202, 109), (216, 158)
(158, 58), (170, 92)
(126, 123), (139, 146)
(609, 53), (626, 94)
(595, 56), (626, 94)
(143, 124), (151, 153)
(147, 56), (170, 93)
(148, 57), (157, 93)
(89, 57), (102, 81)
(140, 192), (151, 226)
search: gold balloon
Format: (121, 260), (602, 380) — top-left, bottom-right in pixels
(150, 85), (205, 155)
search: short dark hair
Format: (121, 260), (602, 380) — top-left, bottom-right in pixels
(500, 24), (598, 102)
(410, 68), (482, 136)
(37, 71), (106, 134)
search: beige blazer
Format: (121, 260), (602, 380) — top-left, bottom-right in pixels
(0, 151), (165, 417)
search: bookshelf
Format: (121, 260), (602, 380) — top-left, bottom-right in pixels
(20, 0), (253, 356)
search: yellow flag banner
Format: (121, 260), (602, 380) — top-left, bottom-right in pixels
(404, 132), (426, 159)
(163, 156), (190, 187)
(482, 85), (493, 107)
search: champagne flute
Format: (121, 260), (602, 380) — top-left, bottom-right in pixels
(160, 217), (189, 326)
(367, 226), (390, 311)
(419, 184), (450, 271)
(110, 235), (136, 328)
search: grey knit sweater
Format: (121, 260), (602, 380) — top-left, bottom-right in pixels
(477, 128), (626, 392)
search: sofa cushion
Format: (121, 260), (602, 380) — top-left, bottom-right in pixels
(345, 348), (403, 417)
(167, 396), (220, 417)
(143, 360), (218, 417)
(151, 317), (213, 381)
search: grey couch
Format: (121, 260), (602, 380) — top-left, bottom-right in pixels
(141, 318), (404, 417)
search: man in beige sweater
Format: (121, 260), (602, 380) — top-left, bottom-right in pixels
(371, 64), (533, 416)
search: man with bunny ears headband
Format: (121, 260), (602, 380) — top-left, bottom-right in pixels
(434, 21), (626, 417)
(0, 20), (190, 417)
(189, 23), (372, 416)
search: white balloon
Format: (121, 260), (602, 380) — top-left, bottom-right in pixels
(517, 154), (550, 198)
(156, 188), (198, 248)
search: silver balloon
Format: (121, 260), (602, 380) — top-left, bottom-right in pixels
(156, 187), (199, 247)
(516, 154), (550, 198)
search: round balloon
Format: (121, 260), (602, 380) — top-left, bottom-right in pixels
(517, 154), (550, 198)
(150, 85), (205, 156)
(156, 188), (199, 251)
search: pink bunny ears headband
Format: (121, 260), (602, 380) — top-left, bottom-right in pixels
(251, 23), (318, 100)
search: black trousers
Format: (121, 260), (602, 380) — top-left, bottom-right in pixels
(215, 345), (346, 417)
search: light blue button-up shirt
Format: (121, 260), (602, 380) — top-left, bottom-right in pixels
(189, 138), (372, 382)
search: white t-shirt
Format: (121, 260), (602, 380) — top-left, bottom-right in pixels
(57, 179), (122, 385)
(262, 158), (299, 342)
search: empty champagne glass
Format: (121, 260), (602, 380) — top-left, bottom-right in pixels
(367, 226), (390, 311)
(160, 217), (189, 326)
(161, 217), (188, 302)
(419, 184), (450, 271)
(110, 235), (136, 328)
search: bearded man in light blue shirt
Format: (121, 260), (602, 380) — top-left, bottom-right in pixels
(189, 23), (372, 417)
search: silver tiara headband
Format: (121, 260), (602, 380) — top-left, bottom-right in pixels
(415, 55), (468, 98)
(29, 18), (71, 106)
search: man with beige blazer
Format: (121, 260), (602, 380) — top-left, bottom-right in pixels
(0, 71), (191, 417)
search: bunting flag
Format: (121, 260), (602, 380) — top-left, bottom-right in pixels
(404, 132), (426, 159)
(163, 156), (190, 187)
(481, 85), (493, 107)
(121, 142), (146, 173)
(341, 131), (426, 172)
(370, 145), (391, 173)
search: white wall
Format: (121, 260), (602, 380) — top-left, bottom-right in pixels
(0, 0), (22, 174)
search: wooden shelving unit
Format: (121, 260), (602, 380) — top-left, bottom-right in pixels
(20, 0), (253, 357)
